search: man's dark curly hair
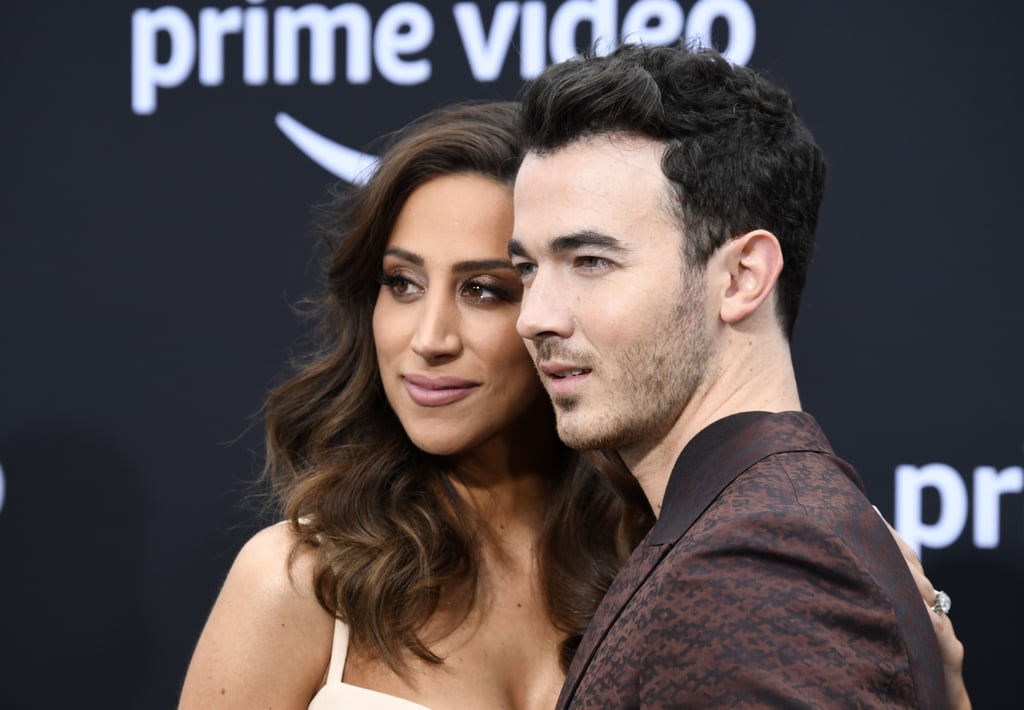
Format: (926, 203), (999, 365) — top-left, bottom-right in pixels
(516, 43), (826, 338)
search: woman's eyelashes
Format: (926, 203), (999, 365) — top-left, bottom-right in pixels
(461, 277), (522, 304)
(379, 269), (521, 305)
(379, 270), (424, 300)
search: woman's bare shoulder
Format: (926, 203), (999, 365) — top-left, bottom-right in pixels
(178, 523), (335, 709)
(234, 521), (319, 597)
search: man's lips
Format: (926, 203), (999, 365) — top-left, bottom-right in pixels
(402, 374), (479, 407)
(539, 363), (593, 379)
(538, 362), (592, 396)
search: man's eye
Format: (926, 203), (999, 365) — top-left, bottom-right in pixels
(514, 262), (536, 279)
(575, 256), (610, 269)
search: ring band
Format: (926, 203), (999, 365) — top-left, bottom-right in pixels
(930, 590), (951, 616)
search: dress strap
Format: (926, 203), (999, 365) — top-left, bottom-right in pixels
(325, 618), (350, 683)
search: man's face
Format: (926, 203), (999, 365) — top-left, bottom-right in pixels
(510, 135), (715, 454)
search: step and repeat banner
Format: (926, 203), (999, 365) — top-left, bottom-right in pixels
(2, 1), (1020, 706)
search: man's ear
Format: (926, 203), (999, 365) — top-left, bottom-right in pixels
(719, 229), (784, 324)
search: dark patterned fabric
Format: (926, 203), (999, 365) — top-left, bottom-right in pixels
(558, 411), (947, 709)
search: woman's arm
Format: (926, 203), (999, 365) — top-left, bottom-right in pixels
(179, 523), (334, 709)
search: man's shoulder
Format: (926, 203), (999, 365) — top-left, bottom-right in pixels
(727, 446), (868, 512)
(673, 452), (885, 574)
(590, 482), (945, 707)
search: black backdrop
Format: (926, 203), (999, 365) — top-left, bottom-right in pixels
(2, 1), (1021, 707)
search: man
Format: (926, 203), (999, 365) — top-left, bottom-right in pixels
(509, 43), (953, 707)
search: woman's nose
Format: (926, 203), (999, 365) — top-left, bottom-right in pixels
(410, 295), (462, 361)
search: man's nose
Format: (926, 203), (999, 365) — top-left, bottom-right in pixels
(516, 268), (573, 343)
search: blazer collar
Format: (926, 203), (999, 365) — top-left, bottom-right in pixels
(650, 410), (839, 545)
(559, 411), (838, 706)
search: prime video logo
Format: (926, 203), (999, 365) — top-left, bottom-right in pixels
(895, 462), (1023, 556)
(131, 0), (757, 183)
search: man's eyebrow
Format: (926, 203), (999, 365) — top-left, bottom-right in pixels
(508, 238), (529, 259)
(509, 231), (627, 259)
(550, 231), (627, 254)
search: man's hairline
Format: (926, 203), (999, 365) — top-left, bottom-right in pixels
(512, 132), (693, 268)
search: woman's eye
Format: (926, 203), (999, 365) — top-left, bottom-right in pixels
(463, 279), (517, 304)
(464, 282), (498, 301)
(381, 273), (423, 299)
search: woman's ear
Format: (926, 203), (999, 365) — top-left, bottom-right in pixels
(719, 229), (784, 325)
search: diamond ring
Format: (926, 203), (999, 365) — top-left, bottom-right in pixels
(930, 590), (951, 616)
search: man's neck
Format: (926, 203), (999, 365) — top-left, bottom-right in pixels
(620, 337), (801, 516)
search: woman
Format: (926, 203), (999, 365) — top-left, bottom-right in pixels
(181, 102), (645, 709)
(179, 101), (968, 709)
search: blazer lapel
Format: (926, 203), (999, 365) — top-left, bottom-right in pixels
(559, 412), (838, 707)
(557, 531), (672, 706)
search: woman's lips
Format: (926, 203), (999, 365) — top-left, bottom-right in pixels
(402, 374), (479, 407)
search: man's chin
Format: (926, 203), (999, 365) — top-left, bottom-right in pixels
(555, 414), (617, 452)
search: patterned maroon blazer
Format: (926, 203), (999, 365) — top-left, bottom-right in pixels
(557, 411), (947, 708)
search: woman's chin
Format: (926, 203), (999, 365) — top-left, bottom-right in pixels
(405, 429), (476, 458)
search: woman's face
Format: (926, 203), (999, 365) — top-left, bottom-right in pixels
(373, 173), (550, 459)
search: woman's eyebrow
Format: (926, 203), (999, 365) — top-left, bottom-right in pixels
(382, 247), (422, 265)
(452, 258), (517, 274)
(384, 249), (514, 274)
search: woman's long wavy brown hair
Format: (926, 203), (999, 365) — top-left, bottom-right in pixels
(263, 101), (655, 673)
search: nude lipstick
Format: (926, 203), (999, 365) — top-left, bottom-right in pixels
(402, 374), (479, 407)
